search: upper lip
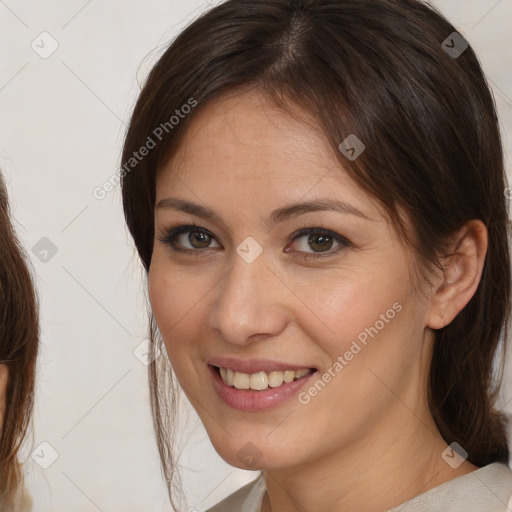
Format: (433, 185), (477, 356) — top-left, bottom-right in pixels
(207, 357), (316, 374)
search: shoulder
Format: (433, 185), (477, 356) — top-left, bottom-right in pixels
(205, 473), (266, 512)
(389, 463), (512, 512)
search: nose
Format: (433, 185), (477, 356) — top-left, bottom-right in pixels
(208, 248), (289, 346)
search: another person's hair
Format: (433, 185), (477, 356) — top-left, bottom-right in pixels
(0, 174), (39, 508)
(121, 0), (511, 500)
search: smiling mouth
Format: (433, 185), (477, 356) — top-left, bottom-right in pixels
(213, 366), (315, 391)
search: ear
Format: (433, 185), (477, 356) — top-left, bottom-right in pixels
(426, 220), (488, 329)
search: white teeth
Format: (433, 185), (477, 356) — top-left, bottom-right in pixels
(268, 371), (284, 388)
(249, 372), (268, 391)
(283, 370), (295, 383)
(218, 367), (313, 391)
(233, 372), (250, 389)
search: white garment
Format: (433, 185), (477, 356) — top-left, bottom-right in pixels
(206, 462), (512, 512)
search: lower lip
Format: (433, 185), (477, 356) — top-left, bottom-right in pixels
(209, 366), (318, 411)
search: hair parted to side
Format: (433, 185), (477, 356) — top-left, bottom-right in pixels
(120, 0), (510, 503)
(0, 174), (39, 509)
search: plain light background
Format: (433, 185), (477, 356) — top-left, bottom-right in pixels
(1, 1), (511, 511)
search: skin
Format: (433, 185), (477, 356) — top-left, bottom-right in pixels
(149, 88), (484, 512)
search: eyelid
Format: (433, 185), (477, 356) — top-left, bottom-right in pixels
(287, 226), (352, 258)
(158, 222), (352, 258)
(157, 223), (222, 253)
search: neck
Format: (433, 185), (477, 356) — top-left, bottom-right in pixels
(261, 383), (477, 512)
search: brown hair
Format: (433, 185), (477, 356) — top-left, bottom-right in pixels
(120, 0), (510, 502)
(0, 174), (39, 508)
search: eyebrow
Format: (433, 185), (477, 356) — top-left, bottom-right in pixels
(155, 197), (370, 227)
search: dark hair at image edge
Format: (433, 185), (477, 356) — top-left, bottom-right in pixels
(0, 174), (39, 508)
(120, 0), (511, 504)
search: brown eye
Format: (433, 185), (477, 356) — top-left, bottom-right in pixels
(187, 231), (212, 249)
(307, 233), (334, 252)
(159, 224), (221, 252)
(288, 227), (351, 258)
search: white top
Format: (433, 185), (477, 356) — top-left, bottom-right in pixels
(206, 463), (512, 512)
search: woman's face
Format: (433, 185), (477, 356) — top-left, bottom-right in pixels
(149, 89), (436, 470)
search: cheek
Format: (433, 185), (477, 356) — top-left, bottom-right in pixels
(148, 253), (207, 335)
(148, 260), (199, 371)
(320, 303), (425, 424)
(297, 266), (424, 408)
(148, 255), (222, 400)
(295, 267), (411, 356)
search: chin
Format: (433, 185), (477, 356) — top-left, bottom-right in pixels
(209, 433), (303, 472)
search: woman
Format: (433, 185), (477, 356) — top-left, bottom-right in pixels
(121, 0), (512, 510)
(0, 173), (38, 510)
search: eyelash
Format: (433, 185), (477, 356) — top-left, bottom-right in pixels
(157, 222), (352, 260)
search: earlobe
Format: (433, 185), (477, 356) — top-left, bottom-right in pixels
(427, 220), (488, 330)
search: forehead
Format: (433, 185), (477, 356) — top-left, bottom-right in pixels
(168, 90), (327, 177)
(156, 89), (378, 214)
